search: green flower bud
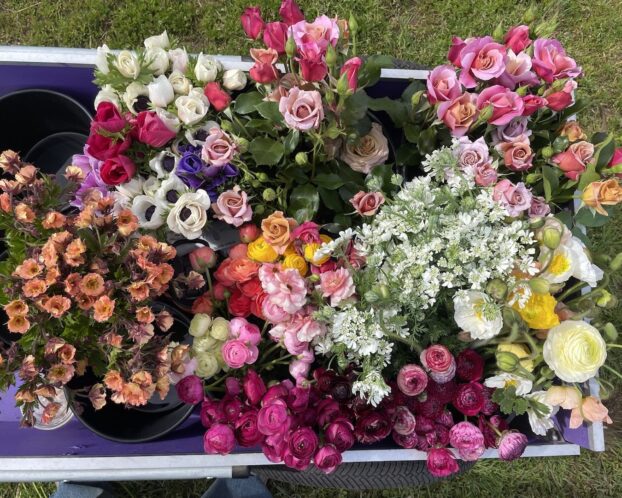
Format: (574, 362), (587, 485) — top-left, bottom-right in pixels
(236, 137), (249, 153)
(604, 322), (618, 342)
(376, 284), (390, 300)
(477, 104), (494, 124)
(254, 205), (265, 216)
(308, 274), (320, 283)
(523, 6), (536, 24)
(540, 365), (556, 379)
(529, 277), (550, 295)
(364, 290), (380, 303)
(220, 120), (233, 132)
(542, 227), (562, 249)
(496, 351), (520, 372)
(541, 146), (554, 159)
(493, 22), (505, 41)
(529, 216), (545, 229)
(262, 188), (277, 202)
(515, 85), (529, 97)
(251, 180), (261, 188)
(595, 290), (613, 308)
(485, 279), (507, 301)
(525, 173), (541, 184)
(285, 36), (296, 58)
(256, 172), (269, 182)
(223, 289), (232, 299)
(324, 90), (336, 105)
(295, 152), (308, 166)
(553, 135), (569, 153)
(348, 13), (359, 36)
(411, 90), (424, 108)
(326, 44), (337, 67)
(610, 252), (622, 271)
(548, 283), (565, 294)
(336, 72), (350, 95)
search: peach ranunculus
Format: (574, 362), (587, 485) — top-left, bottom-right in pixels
(4, 299), (28, 318)
(581, 179), (622, 216)
(544, 385), (581, 410)
(136, 306), (155, 323)
(43, 295), (72, 318)
(212, 186), (253, 227)
(42, 211), (67, 230)
(119, 382), (150, 406)
(437, 92), (479, 137)
(349, 191), (385, 216)
(80, 273), (106, 297)
(117, 208), (139, 236)
(569, 396), (613, 429)
(7, 314), (30, 334)
(261, 211), (298, 254)
(552, 141), (594, 180)
(14, 203), (35, 223)
(93, 295), (115, 322)
(13, 259), (42, 280)
(559, 122), (587, 143)
(22, 278), (49, 298)
(226, 258), (260, 283)
(104, 370), (125, 391)
(340, 123), (390, 174)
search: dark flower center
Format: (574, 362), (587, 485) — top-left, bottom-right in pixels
(144, 205), (156, 221)
(180, 207), (192, 221)
(162, 155), (176, 172)
(134, 96), (150, 113)
(166, 190), (179, 203)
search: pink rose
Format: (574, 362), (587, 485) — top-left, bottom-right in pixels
(504, 25), (532, 53)
(532, 38), (581, 83)
(456, 136), (490, 174)
(86, 132), (131, 161)
(552, 141), (594, 180)
(497, 50), (539, 90)
(91, 102), (127, 134)
(427, 64), (462, 104)
(297, 47), (328, 82)
(546, 79), (577, 112)
(176, 375), (204, 405)
(476, 85), (524, 126)
(221, 339), (254, 369)
(497, 431), (528, 461)
(203, 423), (235, 455)
(249, 48), (279, 84)
(447, 36), (467, 66)
(426, 448), (459, 478)
(319, 268), (355, 306)
(201, 127), (238, 166)
(495, 135), (534, 171)
(243, 369), (266, 405)
(474, 163), (498, 187)
(397, 364), (428, 396)
(458, 36), (507, 88)
(258, 399), (291, 436)
(314, 444), (342, 474)
(607, 147), (622, 178)
(135, 111), (177, 147)
(340, 57), (363, 92)
(437, 92), (479, 137)
(291, 221), (321, 244)
(493, 179), (533, 216)
(291, 15), (339, 55)
(420, 345), (456, 384)
(529, 195), (551, 218)
(349, 191), (385, 216)
(522, 95), (548, 116)
(240, 7), (264, 40)
(279, 87), (324, 131)
(212, 186), (252, 227)
(449, 421), (485, 461)
(264, 21), (288, 54)
(279, 0), (304, 26)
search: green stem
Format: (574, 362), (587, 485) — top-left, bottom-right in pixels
(602, 364), (622, 381)
(607, 344), (622, 349)
(557, 280), (590, 302)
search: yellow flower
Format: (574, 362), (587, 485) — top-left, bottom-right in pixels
(247, 236), (278, 263)
(513, 292), (560, 330)
(283, 254), (308, 277)
(283, 243), (298, 257)
(497, 343), (534, 372)
(302, 235), (334, 266)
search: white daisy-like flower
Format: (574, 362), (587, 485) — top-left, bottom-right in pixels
(525, 391), (558, 436)
(132, 195), (167, 230)
(114, 177), (145, 210)
(484, 373), (533, 396)
(166, 189), (211, 239)
(149, 150), (179, 179)
(453, 290), (503, 340)
(155, 174), (189, 207)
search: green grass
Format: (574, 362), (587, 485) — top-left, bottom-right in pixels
(0, 0), (621, 496)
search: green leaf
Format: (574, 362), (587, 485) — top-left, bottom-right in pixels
(574, 206), (611, 228)
(288, 184), (320, 223)
(404, 123), (421, 144)
(554, 209), (573, 229)
(233, 92), (263, 114)
(368, 163), (393, 191)
(255, 101), (284, 124)
(541, 165), (559, 202)
(249, 137), (284, 166)
(341, 90), (369, 127)
(314, 173), (345, 190)
(368, 97), (408, 127)
(338, 183), (361, 203)
(357, 55), (394, 88)
(417, 127), (437, 155)
(318, 187), (344, 211)
(283, 130), (300, 155)
(578, 161), (600, 190)
(593, 133), (615, 170)
(400, 80), (426, 104)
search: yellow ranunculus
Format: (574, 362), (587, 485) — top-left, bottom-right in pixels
(247, 236), (279, 263)
(513, 292), (560, 330)
(543, 321), (607, 383)
(497, 343), (534, 372)
(303, 243), (329, 266)
(282, 253), (308, 277)
(283, 243), (298, 257)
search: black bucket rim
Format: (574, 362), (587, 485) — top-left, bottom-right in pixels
(0, 88), (92, 123)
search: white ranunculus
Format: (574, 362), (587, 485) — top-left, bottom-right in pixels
(144, 31), (170, 49)
(167, 190), (211, 239)
(149, 150), (179, 179)
(190, 314), (212, 337)
(209, 317), (230, 341)
(175, 91), (209, 126)
(114, 50), (140, 79)
(114, 177), (145, 209)
(145, 47), (169, 76)
(132, 195), (166, 230)
(95, 44), (110, 74)
(154, 108), (181, 133)
(143, 177), (161, 197)
(147, 74), (175, 108)
(94, 85), (120, 110)
(168, 70), (191, 95)
(484, 373), (533, 396)
(168, 48), (189, 73)
(195, 352), (221, 379)
(543, 321), (607, 383)
(194, 53), (221, 82)
(222, 69), (247, 91)
(122, 81), (149, 113)
(155, 174), (188, 206)
(453, 290), (503, 340)
(525, 391), (558, 436)
(192, 334), (220, 353)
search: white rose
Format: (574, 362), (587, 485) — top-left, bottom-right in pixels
(144, 30), (170, 49)
(168, 70), (191, 95)
(147, 74), (174, 108)
(195, 352), (221, 379)
(175, 92), (209, 126)
(145, 47), (169, 76)
(190, 314), (212, 337)
(194, 53), (221, 82)
(209, 317), (230, 341)
(94, 85), (120, 110)
(168, 48), (189, 73)
(149, 150), (179, 179)
(95, 44), (110, 74)
(167, 190), (211, 239)
(122, 81), (149, 114)
(453, 290), (503, 340)
(132, 195), (166, 230)
(543, 321), (607, 383)
(154, 108), (181, 133)
(222, 69), (247, 91)
(114, 50), (140, 79)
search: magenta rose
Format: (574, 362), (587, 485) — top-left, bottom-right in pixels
(437, 92), (479, 137)
(203, 423), (235, 455)
(349, 191), (385, 216)
(396, 364), (428, 396)
(492, 179), (532, 216)
(314, 444), (342, 474)
(474, 163), (498, 187)
(426, 448), (459, 478)
(546, 79), (577, 112)
(135, 111), (177, 147)
(176, 375), (204, 405)
(263, 21), (288, 54)
(420, 345), (456, 384)
(393, 406), (417, 436)
(458, 36), (507, 88)
(240, 6), (264, 40)
(234, 409), (263, 447)
(532, 38), (581, 83)
(529, 195), (551, 218)
(201, 127), (238, 167)
(447, 36), (467, 66)
(212, 186), (252, 227)
(449, 421), (485, 461)
(291, 221), (321, 243)
(279, 0), (304, 26)
(325, 418), (355, 452)
(456, 349), (484, 382)
(504, 25), (532, 53)
(86, 132), (131, 161)
(340, 57), (363, 92)
(552, 141), (594, 180)
(279, 87), (324, 131)
(354, 410), (392, 444)
(91, 102), (127, 134)
(426, 64), (462, 104)
(243, 369), (266, 406)
(608, 147), (622, 178)
(99, 155), (136, 186)
(477, 85), (524, 126)
(258, 399), (291, 436)
(498, 431), (528, 461)
(453, 382), (486, 417)
(298, 50), (328, 82)
(496, 136), (534, 171)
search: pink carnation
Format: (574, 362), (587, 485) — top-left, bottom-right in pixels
(259, 265), (307, 314)
(319, 268), (355, 306)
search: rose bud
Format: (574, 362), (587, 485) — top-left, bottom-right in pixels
(314, 444), (342, 474)
(240, 6), (264, 40)
(325, 418), (355, 452)
(497, 431), (528, 461)
(203, 423), (235, 455)
(189, 246), (217, 272)
(204, 82), (231, 112)
(397, 364), (428, 396)
(175, 375), (204, 405)
(239, 223), (260, 243)
(426, 448), (460, 478)
(455, 349), (484, 382)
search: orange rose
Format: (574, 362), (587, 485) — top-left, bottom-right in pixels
(42, 211), (67, 230)
(93, 295), (115, 322)
(559, 122), (587, 143)
(582, 179), (622, 216)
(261, 211), (298, 254)
(14, 203), (35, 223)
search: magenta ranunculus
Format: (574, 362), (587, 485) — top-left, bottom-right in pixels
(234, 409), (263, 447)
(287, 386), (310, 413)
(479, 414), (509, 447)
(449, 421), (486, 461)
(532, 38), (581, 83)
(420, 345), (456, 384)
(426, 379), (457, 405)
(393, 431), (419, 449)
(396, 364), (428, 396)
(354, 410), (392, 444)
(176, 374), (204, 405)
(437, 409), (454, 428)
(458, 36), (507, 88)
(504, 25), (532, 53)
(258, 399), (291, 436)
(453, 382), (486, 417)
(427, 64), (462, 104)
(393, 406), (417, 436)
(325, 418), (355, 452)
(497, 431), (528, 461)
(221, 339), (252, 369)
(476, 85), (524, 126)
(317, 398), (341, 427)
(135, 111), (177, 147)
(492, 179), (533, 216)
(243, 369), (266, 406)
(203, 423), (235, 455)
(455, 349), (485, 382)
(426, 447), (460, 478)
(288, 426), (319, 461)
(222, 396), (243, 423)
(314, 444), (342, 474)
(262, 433), (287, 463)
(200, 398), (226, 428)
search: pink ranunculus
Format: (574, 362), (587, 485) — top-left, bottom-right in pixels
(426, 447), (460, 478)
(314, 444), (342, 474)
(495, 135), (534, 171)
(546, 79), (577, 112)
(221, 339), (252, 369)
(447, 36), (467, 66)
(249, 48), (279, 84)
(319, 268), (355, 306)
(459, 36), (507, 88)
(225, 377), (241, 397)
(239, 223), (260, 243)
(497, 431), (528, 461)
(393, 406), (417, 436)
(212, 186), (252, 227)
(397, 364), (428, 396)
(203, 423), (235, 455)
(504, 25), (532, 53)
(497, 50), (539, 90)
(453, 382), (486, 417)
(240, 6), (264, 40)
(262, 300), (291, 323)
(281, 325), (308, 355)
(449, 421), (485, 461)
(532, 38), (582, 83)
(201, 127), (238, 166)
(279, 87), (324, 131)
(243, 369), (266, 406)
(229, 317), (261, 345)
(349, 191), (385, 216)
(476, 85), (524, 126)
(262, 433), (287, 463)
(474, 163), (498, 187)
(529, 195), (551, 218)
(456, 136), (490, 175)
(426, 64), (462, 104)
(437, 92), (479, 137)
(420, 345), (456, 384)
(492, 179), (532, 216)
(279, 0), (304, 26)
(325, 418), (355, 452)
(135, 111), (177, 147)
(291, 15), (339, 55)
(340, 57), (363, 92)
(264, 21), (288, 54)
(258, 399), (291, 436)
(176, 375), (204, 405)
(291, 221), (321, 244)
(552, 141), (594, 180)
(522, 95), (548, 116)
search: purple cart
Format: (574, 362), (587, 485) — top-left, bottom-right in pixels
(0, 46), (603, 482)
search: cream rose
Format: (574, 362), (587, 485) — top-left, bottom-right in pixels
(144, 31), (170, 49)
(145, 47), (169, 76)
(340, 123), (390, 174)
(114, 50), (140, 79)
(147, 74), (174, 108)
(222, 69), (247, 91)
(195, 53), (221, 83)
(175, 90), (210, 126)
(543, 321), (607, 383)
(168, 71), (191, 95)
(95, 44), (110, 74)
(167, 190), (211, 239)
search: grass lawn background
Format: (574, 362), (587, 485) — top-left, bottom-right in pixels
(0, 0), (621, 496)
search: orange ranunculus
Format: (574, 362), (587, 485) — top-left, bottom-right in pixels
(226, 257), (260, 283)
(261, 211), (298, 254)
(42, 211), (67, 230)
(4, 299), (29, 318)
(127, 281), (150, 302)
(13, 258), (42, 280)
(42, 295), (72, 318)
(7, 314), (30, 334)
(79, 273), (106, 297)
(93, 295), (115, 322)
(569, 396), (613, 429)
(104, 370), (124, 392)
(581, 179), (622, 216)
(117, 208), (139, 236)
(14, 203), (35, 223)
(156, 376), (171, 400)
(22, 278), (49, 298)
(136, 306), (155, 323)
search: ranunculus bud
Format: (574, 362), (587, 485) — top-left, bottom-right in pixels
(497, 431), (528, 461)
(243, 369), (266, 405)
(486, 278), (508, 301)
(542, 227), (562, 249)
(496, 351), (520, 372)
(604, 322), (618, 341)
(528, 277), (550, 295)
(239, 223), (260, 243)
(420, 345), (456, 384)
(189, 246), (217, 271)
(295, 152), (308, 165)
(262, 188), (277, 201)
